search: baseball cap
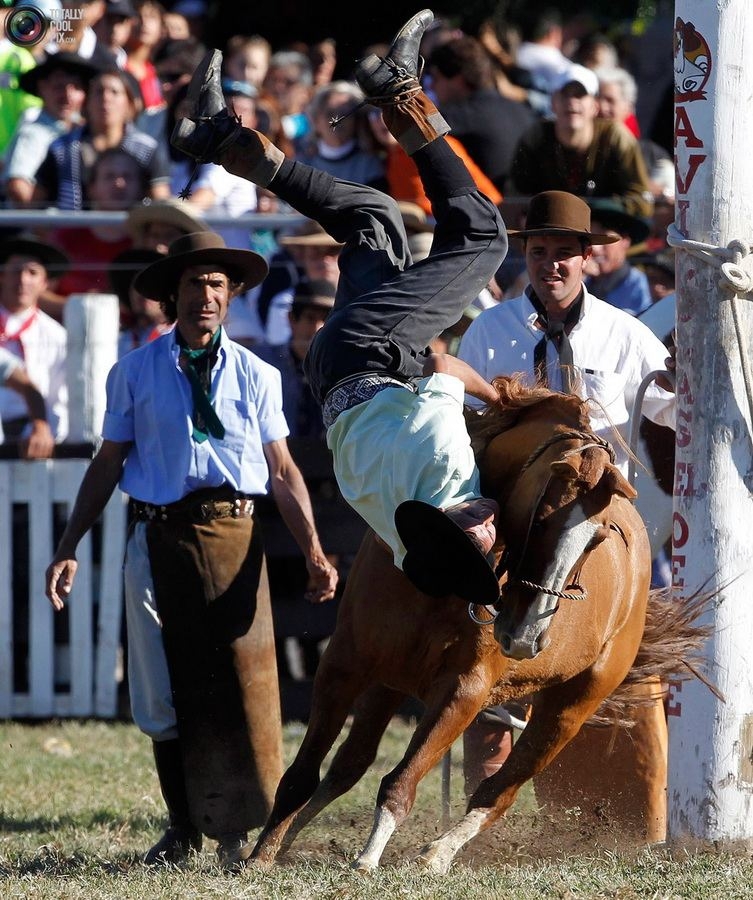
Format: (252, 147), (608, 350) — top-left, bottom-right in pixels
(552, 64), (599, 97)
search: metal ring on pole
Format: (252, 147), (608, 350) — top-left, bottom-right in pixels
(628, 370), (673, 488)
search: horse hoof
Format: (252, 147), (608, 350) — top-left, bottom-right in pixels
(415, 843), (452, 875)
(351, 856), (377, 872)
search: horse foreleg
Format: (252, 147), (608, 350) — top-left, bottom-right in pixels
(354, 689), (485, 871)
(416, 674), (608, 874)
(278, 684), (406, 855)
(250, 659), (370, 867)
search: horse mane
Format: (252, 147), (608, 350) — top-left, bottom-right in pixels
(465, 374), (593, 456)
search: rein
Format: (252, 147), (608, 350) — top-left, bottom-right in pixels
(468, 427), (614, 627)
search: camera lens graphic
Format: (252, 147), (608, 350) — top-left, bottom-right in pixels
(5, 6), (49, 47)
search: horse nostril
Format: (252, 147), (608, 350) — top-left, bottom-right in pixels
(501, 633), (513, 654)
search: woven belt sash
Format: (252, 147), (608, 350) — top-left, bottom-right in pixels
(322, 373), (415, 428)
(130, 494), (254, 524)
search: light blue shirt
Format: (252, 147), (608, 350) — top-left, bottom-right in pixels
(102, 328), (289, 503)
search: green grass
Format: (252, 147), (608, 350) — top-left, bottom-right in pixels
(0, 719), (751, 898)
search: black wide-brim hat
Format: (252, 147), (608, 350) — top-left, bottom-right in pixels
(394, 500), (501, 606)
(133, 231), (268, 302)
(587, 198), (651, 247)
(19, 52), (101, 98)
(508, 190), (620, 246)
(0, 233), (69, 275)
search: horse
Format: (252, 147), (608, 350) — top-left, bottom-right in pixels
(248, 376), (703, 873)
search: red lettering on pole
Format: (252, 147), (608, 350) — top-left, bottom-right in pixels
(673, 512), (689, 547)
(676, 154), (707, 195)
(666, 679), (682, 717)
(675, 106), (704, 148)
(671, 555), (686, 588)
(675, 462), (695, 496)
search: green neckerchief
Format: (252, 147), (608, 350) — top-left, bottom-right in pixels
(177, 327), (225, 443)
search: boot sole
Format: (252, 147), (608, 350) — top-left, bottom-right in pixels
(185, 48), (224, 118)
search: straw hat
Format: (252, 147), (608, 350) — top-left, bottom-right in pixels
(507, 191), (620, 245)
(133, 232), (268, 302)
(127, 198), (208, 242)
(278, 220), (343, 249)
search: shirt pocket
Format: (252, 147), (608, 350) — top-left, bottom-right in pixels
(581, 369), (630, 427)
(216, 397), (263, 459)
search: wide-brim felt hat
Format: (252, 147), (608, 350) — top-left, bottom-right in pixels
(0, 233), (69, 275)
(508, 191), (619, 245)
(394, 500), (501, 606)
(587, 198), (651, 247)
(127, 198), (208, 241)
(133, 232), (268, 302)
(278, 220), (344, 249)
(19, 52), (101, 97)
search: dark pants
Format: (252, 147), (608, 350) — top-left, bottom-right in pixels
(269, 138), (508, 403)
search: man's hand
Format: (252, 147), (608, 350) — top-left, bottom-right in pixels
(46, 557), (77, 611)
(655, 341), (676, 392)
(304, 554), (338, 603)
(19, 420), (54, 460)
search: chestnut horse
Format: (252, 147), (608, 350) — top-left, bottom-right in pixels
(249, 377), (693, 873)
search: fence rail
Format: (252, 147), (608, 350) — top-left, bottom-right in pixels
(0, 460), (127, 719)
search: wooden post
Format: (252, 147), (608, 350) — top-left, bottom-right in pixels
(63, 293), (119, 445)
(668, 2), (753, 843)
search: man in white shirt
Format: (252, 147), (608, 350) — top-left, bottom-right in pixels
(0, 346), (54, 457)
(458, 190), (675, 476)
(0, 234), (69, 443)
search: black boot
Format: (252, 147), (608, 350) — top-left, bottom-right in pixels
(170, 49), (241, 165)
(354, 9), (433, 101)
(144, 739), (202, 865)
(353, 10), (449, 155)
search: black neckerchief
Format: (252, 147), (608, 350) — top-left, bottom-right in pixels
(176, 327), (225, 442)
(527, 285), (583, 392)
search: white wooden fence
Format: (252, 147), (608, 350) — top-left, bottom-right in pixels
(0, 459), (127, 719)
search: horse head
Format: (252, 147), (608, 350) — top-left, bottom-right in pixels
(469, 377), (636, 661)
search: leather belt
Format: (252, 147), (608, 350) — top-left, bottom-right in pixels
(322, 373), (415, 428)
(130, 493), (254, 524)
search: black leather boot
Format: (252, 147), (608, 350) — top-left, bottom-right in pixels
(170, 49), (284, 187)
(144, 739), (202, 865)
(353, 9), (449, 154)
(354, 9), (433, 101)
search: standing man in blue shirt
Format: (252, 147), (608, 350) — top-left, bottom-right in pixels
(44, 230), (338, 869)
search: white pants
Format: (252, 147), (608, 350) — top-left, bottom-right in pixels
(123, 522), (177, 740)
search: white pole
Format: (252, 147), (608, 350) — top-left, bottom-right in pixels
(668, 2), (753, 843)
(63, 293), (119, 446)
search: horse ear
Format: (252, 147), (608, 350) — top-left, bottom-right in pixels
(604, 463), (638, 500)
(551, 458), (580, 481)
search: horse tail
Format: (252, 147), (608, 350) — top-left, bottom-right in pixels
(591, 584), (716, 727)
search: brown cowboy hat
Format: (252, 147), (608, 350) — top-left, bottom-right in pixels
(0, 233), (69, 275)
(508, 191), (620, 245)
(278, 220), (344, 249)
(394, 500), (501, 606)
(133, 232), (268, 302)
